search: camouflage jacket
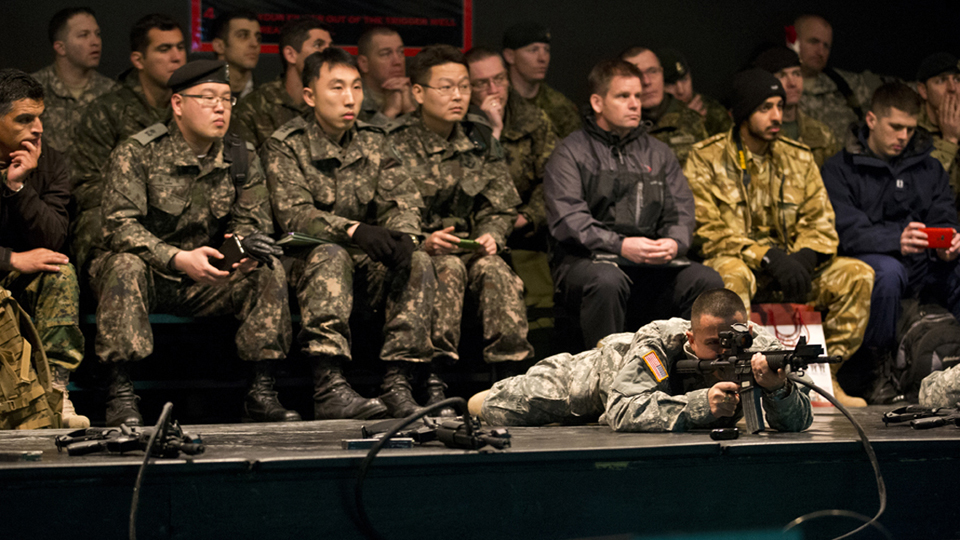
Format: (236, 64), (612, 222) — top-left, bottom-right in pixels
(592, 319), (811, 432)
(685, 130), (839, 268)
(101, 121), (272, 276)
(918, 106), (960, 199)
(383, 112), (521, 248)
(262, 115), (421, 242)
(795, 110), (841, 168)
(800, 68), (882, 141)
(232, 77), (309, 149)
(529, 82), (581, 139)
(357, 81), (392, 128)
(71, 69), (171, 212)
(31, 64), (117, 154)
(919, 365), (960, 409)
(700, 93), (733, 136)
(643, 94), (709, 166)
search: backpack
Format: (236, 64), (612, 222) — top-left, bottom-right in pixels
(0, 288), (62, 429)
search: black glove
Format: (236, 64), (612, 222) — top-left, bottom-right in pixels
(352, 223), (395, 263)
(239, 230), (283, 269)
(386, 230), (415, 269)
(762, 247), (812, 302)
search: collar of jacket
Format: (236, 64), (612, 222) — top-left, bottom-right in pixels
(846, 121), (934, 170)
(306, 121), (364, 168)
(167, 121), (228, 171)
(582, 106), (644, 155)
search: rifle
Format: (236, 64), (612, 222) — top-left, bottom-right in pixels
(674, 323), (841, 434)
(883, 403), (960, 429)
(55, 421), (205, 458)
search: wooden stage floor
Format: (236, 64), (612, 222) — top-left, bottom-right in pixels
(2, 405), (959, 540)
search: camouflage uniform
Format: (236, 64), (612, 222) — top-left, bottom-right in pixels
(231, 77), (309, 149)
(31, 64), (117, 154)
(385, 113), (533, 364)
(919, 364), (960, 408)
(800, 68), (882, 141)
(357, 81), (392, 128)
(794, 110), (842, 168)
(70, 69), (172, 274)
(262, 116), (433, 363)
(918, 106), (960, 203)
(685, 131), (874, 362)
(91, 121), (291, 364)
(528, 82), (581, 139)
(700, 94), (733, 137)
(482, 319), (813, 432)
(644, 94), (710, 166)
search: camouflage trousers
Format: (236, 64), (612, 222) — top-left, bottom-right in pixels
(69, 208), (100, 278)
(285, 245), (434, 363)
(705, 255), (874, 361)
(91, 252), (291, 363)
(0, 265), (84, 371)
(432, 253), (534, 364)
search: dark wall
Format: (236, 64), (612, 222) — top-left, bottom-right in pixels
(2, 0), (958, 107)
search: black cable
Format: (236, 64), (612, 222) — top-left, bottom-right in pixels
(783, 375), (889, 540)
(129, 402), (174, 540)
(354, 397), (470, 540)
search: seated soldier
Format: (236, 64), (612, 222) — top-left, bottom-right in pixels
(471, 288), (813, 433)
(356, 27), (417, 126)
(658, 48), (732, 137)
(0, 69), (88, 428)
(262, 48), (432, 420)
(92, 60), (298, 426)
(915, 53), (960, 202)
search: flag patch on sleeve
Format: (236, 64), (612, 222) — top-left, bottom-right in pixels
(643, 350), (668, 382)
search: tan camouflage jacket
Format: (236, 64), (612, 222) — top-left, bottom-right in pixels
(530, 82), (581, 139)
(101, 121), (272, 275)
(383, 113), (521, 248)
(31, 64), (117, 154)
(232, 77), (309, 149)
(800, 68), (881, 140)
(685, 130), (839, 268)
(919, 364), (960, 409)
(261, 115), (421, 242)
(796, 110), (841, 167)
(918, 106), (960, 199)
(645, 94), (709, 166)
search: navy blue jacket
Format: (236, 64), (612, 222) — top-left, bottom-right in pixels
(821, 124), (958, 257)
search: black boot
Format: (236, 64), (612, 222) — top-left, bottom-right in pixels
(243, 361), (301, 422)
(380, 363), (423, 418)
(423, 371), (457, 417)
(312, 357), (387, 420)
(105, 363), (143, 427)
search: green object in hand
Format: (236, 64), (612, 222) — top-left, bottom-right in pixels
(457, 239), (481, 250)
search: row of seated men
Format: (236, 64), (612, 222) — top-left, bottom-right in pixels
(4, 8), (960, 432)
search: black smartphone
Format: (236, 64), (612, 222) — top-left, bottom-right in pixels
(211, 235), (245, 271)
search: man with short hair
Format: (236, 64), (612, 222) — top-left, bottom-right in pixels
(686, 69), (874, 408)
(472, 288), (813, 433)
(31, 7), (116, 154)
(823, 82), (960, 402)
(753, 46), (840, 167)
(501, 21), (580, 139)
(545, 58), (722, 352)
(658, 48), (732, 136)
(93, 60), (299, 427)
(356, 27), (416, 126)
(231, 18), (332, 148)
(620, 46), (708, 165)
(915, 52), (960, 199)
(0, 69), (88, 428)
(211, 10), (261, 100)
(262, 48), (434, 420)
(71, 13), (187, 276)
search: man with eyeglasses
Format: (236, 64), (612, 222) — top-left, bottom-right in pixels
(91, 60), (300, 426)
(385, 44), (534, 396)
(620, 46), (708, 165)
(915, 53), (960, 200)
(356, 27), (416, 126)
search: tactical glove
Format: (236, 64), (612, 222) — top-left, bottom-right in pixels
(386, 230), (415, 269)
(352, 223), (395, 263)
(762, 247), (812, 302)
(239, 230), (283, 269)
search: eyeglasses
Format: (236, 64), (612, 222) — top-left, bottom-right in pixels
(420, 82), (471, 97)
(470, 73), (509, 91)
(180, 94), (237, 109)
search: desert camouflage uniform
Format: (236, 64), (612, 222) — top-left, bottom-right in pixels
(685, 131), (874, 361)
(70, 69), (172, 274)
(262, 116), (433, 363)
(385, 112), (533, 364)
(701, 94), (733, 137)
(482, 319), (813, 432)
(800, 68), (882, 141)
(918, 106), (960, 204)
(31, 64), (117, 154)
(91, 122), (290, 364)
(919, 364), (960, 408)
(795, 110), (842, 167)
(231, 77), (309, 149)
(645, 94), (710, 166)
(528, 82), (581, 139)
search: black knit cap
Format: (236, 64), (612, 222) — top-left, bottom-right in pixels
(752, 47), (801, 75)
(167, 60), (230, 93)
(731, 68), (787, 126)
(502, 21), (550, 50)
(658, 48), (690, 85)
(916, 52), (960, 83)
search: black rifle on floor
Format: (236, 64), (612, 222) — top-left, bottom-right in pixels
(55, 421), (205, 457)
(883, 404), (960, 429)
(675, 323), (841, 434)
(357, 415), (511, 450)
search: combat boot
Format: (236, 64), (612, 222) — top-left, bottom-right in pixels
(380, 363), (423, 418)
(105, 363), (143, 427)
(50, 365), (90, 428)
(312, 357), (387, 420)
(423, 372), (456, 417)
(243, 361), (302, 422)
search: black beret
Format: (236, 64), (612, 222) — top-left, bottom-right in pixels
(752, 47), (801, 75)
(502, 21), (550, 50)
(917, 52), (960, 83)
(658, 48), (690, 85)
(731, 69), (787, 127)
(167, 60), (230, 93)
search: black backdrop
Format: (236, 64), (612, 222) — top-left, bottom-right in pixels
(2, 0), (958, 108)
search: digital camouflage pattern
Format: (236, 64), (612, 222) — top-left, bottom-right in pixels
(31, 64), (117, 154)
(800, 68), (882, 141)
(700, 94), (733, 137)
(231, 77), (309, 149)
(918, 106), (960, 205)
(92, 121), (290, 363)
(685, 132), (873, 361)
(384, 114), (532, 364)
(262, 115), (433, 362)
(482, 319), (813, 432)
(646, 96), (710, 166)
(529, 82), (581, 139)
(357, 81), (391, 128)
(795, 110), (842, 167)
(919, 364), (960, 408)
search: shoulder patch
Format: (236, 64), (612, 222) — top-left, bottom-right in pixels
(642, 350), (669, 382)
(355, 119), (386, 134)
(465, 113), (492, 128)
(270, 120), (304, 142)
(131, 123), (168, 145)
(777, 136), (812, 152)
(691, 132), (728, 150)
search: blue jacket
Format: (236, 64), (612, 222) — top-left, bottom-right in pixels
(821, 124), (958, 257)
